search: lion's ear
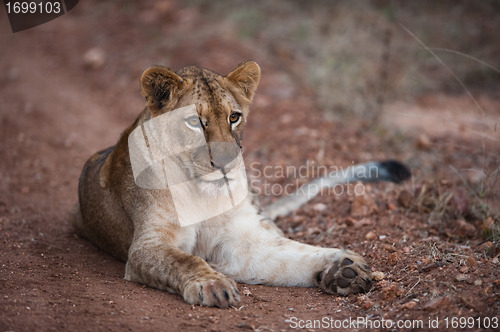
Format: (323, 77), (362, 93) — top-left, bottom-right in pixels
(226, 61), (261, 104)
(140, 66), (184, 113)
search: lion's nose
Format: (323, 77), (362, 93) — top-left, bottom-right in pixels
(209, 142), (240, 172)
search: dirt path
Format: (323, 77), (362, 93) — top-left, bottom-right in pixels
(1, 1), (499, 331)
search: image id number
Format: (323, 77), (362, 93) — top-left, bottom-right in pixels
(5, 1), (62, 14)
(444, 316), (498, 329)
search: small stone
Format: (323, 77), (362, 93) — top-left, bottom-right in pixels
(421, 257), (431, 265)
(357, 295), (374, 309)
(492, 257), (499, 264)
(313, 203), (327, 212)
(362, 301), (374, 310)
(474, 279), (483, 286)
(416, 133), (431, 150)
(459, 266), (469, 273)
(357, 295), (368, 305)
(353, 218), (372, 228)
(423, 296), (451, 311)
(372, 271), (385, 281)
(351, 194), (378, 218)
(237, 323), (254, 329)
(455, 274), (468, 282)
(83, 47), (106, 69)
(344, 218), (355, 226)
(365, 231), (377, 241)
(403, 247), (411, 254)
(308, 227), (321, 236)
(280, 114), (293, 124)
(387, 252), (398, 266)
(382, 283), (399, 301)
(401, 301), (417, 310)
(383, 244), (396, 253)
(397, 190), (413, 208)
(377, 280), (389, 288)
(466, 256), (477, 267)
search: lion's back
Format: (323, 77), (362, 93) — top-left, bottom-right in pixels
(73, 146), (133, 261)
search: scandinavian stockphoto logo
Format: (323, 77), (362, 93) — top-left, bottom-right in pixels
(3, 0), (79, 33)
(128, 104), (248, 227)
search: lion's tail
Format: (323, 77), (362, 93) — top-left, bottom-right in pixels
(263, 160), (411, 220)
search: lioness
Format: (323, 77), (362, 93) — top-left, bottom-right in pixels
(71, 61), (410, 308)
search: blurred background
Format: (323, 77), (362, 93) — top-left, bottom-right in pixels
(183, 0), (500, 117)
(0, 1), (499, 329)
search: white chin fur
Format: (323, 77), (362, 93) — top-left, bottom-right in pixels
(200, 170), (225, 182)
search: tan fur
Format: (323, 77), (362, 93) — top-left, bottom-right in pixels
(70, 61), (372, 308)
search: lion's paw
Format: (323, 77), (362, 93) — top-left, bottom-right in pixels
(183, 274), (240, 308)
(319, 249), (373, 295)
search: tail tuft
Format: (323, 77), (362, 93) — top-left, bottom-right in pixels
(378, 160), (411, 183)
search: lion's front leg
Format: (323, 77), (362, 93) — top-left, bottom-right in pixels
(205, 212), (372, 295)
(124, 224), (240, 308)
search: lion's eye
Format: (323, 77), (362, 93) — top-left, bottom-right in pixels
(185, 116), (201, 129)
(229, 112), (241, 125)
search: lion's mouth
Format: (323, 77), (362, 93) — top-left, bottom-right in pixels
(198, 170), (225, 182)
(196, 166), (238, 184)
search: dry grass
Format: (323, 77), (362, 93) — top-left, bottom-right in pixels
(184, 0), (500, 117)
